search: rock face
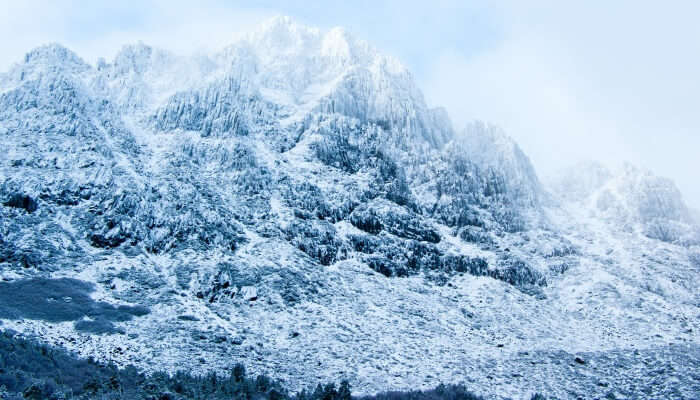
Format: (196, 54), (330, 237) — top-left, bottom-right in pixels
(0, 17), (698, 400)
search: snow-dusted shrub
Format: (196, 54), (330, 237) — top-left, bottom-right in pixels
(349, 206), (383, 234)
(458, 226), (492, 245)
(351, 232), (489, 280)
(548, 261), (577, 275)
(347, 233), (381, 253)
(643, 218), (684, 244)
(366, 255), (406, 277)
(82, 183), (247, 253)
(349, 200), (440, 243)
(284, 219), (346, 265)
(371, 150), (413, 207)
(0, 206), (81, 271)
(282, 182), (344, 221)
(491, 257), (546, 287)
(441, 255), (488, 276)
(490, 204), (526, 233)
(177, 139), (258, 171)
(313, 133), (363, 173)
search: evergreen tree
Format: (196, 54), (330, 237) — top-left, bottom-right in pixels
(233, 364), (246, 382)
(337, 380), (352, 400)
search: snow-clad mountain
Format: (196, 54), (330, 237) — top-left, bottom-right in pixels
(1, 17), (698, 400)
(550, 162), (699, 245)
(456, 121), (543, 207)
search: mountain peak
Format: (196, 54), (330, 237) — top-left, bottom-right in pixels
(259, 15), (315, 33)
(17, 43), (89, 75)
(22, 43), (87, 67)
(245, 16), (321, 56)
(212, 17), (435, 144)
(110, 42), (180, 76)
(550, 160), (697, 243)
(455, 121), (543, 205)
(0, 43), (91, 89)
(321, 26), (354, 60)
(241, 16), (380, 68)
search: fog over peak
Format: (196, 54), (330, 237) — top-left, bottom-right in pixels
(0, 1), (697, 209)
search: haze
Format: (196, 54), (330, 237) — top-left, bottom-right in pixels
(1, 0), (697, 208)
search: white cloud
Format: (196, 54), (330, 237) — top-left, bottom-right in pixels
(0, 0), (273, 68)
(422, 1), (700, 208)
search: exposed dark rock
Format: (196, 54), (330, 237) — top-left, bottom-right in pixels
(89, 233), (126, 249)
(214, 335), (227, 343)
(349, 207), (383, 234)
(366, 256), (406, 278)
(4, 193), (38, 213)
(349, 200), (440, 243)
(313, 132), (363, 174)
(231, 337), (245, 345)
(490, 257), (546, 287)
(285, 219), (345, 266)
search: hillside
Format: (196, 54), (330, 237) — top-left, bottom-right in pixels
(0, 17), (698, 400)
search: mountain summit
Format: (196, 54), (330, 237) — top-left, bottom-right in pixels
(1, 17), (698, 400)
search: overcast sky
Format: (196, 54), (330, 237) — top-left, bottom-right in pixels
(1, 0), (698, 208)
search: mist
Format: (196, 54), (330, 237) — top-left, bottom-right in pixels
(1, 0), (697, 208)
(421, 1), (700, 210)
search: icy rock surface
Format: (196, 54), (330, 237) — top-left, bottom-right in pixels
(1, 17), (699, 400)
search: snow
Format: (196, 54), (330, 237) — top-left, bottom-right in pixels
(0, 15), (698, 400)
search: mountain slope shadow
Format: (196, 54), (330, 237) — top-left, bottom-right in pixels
(0, 278), (149, 334)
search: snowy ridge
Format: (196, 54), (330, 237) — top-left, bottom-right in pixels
(95, 43), (216, 113)
(0, 43), (91, 89)
(456, 121), (543, 207)
(0, 16), (698, 400)
(550, 161), (699, 245)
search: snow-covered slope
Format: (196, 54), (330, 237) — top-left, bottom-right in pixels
(1, 17), (698, 400)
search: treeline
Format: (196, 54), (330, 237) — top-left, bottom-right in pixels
(357, 386), (549, 400)
(0, 330), (547, 399)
